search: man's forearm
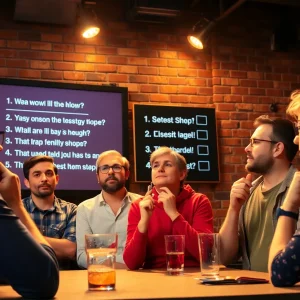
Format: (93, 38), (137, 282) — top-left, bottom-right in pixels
(219, 208), (240, 265)
(11, 203), (51, 247)
(77, 250), (87, 269)
(45, 237), (76, 260)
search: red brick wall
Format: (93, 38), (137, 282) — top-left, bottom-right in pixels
(0, 2), (299, 231)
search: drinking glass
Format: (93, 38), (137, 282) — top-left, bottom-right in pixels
(85, 234), (118, 291)
(198, 233), (220, 277)
(164, 235), (185, 275)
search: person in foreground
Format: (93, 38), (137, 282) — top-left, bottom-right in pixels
(22, 155), (77, 269)
(269, 90), (300, 286)
(123, 147), (213, 270)
(219, 115), (298, 272)
(76, 150), (141, 268)
(0, 140), (59, 298)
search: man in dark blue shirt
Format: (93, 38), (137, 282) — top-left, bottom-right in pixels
(0, 136), (59, 298)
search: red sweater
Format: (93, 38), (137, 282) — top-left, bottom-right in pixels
(123, 184), (213, 270)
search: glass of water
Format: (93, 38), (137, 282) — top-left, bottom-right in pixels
(164, 235), (185, 275)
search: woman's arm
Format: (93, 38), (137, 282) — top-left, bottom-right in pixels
(269, 172), (300, 286)
(123, 201), (148, 270)
(270, 233), (300, 287)
(172, 194), (213, 261)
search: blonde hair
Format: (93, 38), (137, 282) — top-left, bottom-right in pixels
(96, 150), (129, 173)
(286, 90), (300, 121)
(150, 146), (187, 184)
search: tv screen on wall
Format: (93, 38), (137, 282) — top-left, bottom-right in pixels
(133, 104), (220, 183)
(0, 78), (128, 201)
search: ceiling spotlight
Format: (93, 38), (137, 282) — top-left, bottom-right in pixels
(187, 0), (246, 50)
(187, 19), (216, 50)
(78, 3), (100, 39)
(82, 24), (100, 39)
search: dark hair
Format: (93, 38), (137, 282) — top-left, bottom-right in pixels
(23, 155), (58, 180)
(254, 115), (298, 162)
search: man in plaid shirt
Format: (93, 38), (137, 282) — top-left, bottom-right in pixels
(22, 155), (77, 269)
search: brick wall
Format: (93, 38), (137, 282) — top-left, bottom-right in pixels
(0, 2), (300, 231)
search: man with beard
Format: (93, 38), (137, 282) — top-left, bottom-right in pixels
(76, 150), (141, 268)
(22, 155), (77, 269)
(219, 115), (298, 272)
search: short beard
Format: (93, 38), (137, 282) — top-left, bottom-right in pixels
(102, 181), (124, 193)
(32, 189), (53, 199)
(245, 157), (274, 175)
(101, 176), (125, 194)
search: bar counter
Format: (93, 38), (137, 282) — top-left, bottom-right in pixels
(1, 268), (300, 299)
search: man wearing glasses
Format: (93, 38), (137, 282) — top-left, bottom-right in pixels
(76, 150), (141, 268)
(0, 132), (59, 298)
(219, 115), (299, 272)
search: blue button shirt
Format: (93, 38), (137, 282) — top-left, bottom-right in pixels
(22, 196), (77, 242)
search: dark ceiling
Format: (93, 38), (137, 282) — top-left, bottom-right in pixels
(9, 0), (300, 28)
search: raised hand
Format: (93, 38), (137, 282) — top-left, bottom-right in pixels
(0, 162), (22, 209)
(158, 187), (180, 221)
(229, 173), (252, 212)
(139, 189), (155, 223)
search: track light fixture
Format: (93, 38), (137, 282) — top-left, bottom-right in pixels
(187, 0), (247, 50)
(187, 19), (216, 50)
(78, 1), (100, 39)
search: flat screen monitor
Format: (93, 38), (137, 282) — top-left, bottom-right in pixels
(133, 104), (220, 183)
(0, 79), (128, 203)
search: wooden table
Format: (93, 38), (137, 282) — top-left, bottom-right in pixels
(1, 268), (300, 299)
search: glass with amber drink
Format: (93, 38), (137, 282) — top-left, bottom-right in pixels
(85, 234), (118, 291)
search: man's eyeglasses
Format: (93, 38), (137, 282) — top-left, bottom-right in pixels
(249, 138), (279, 147)
(0, 131), (5, 146)
(97, 164), (125, 174)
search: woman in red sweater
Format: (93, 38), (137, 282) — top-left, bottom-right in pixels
(123, 147), (213, 270)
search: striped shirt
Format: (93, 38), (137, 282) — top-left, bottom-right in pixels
(22, 196), (77, 242)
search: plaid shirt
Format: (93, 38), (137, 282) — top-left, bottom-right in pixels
(22, 196), (77, 243)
